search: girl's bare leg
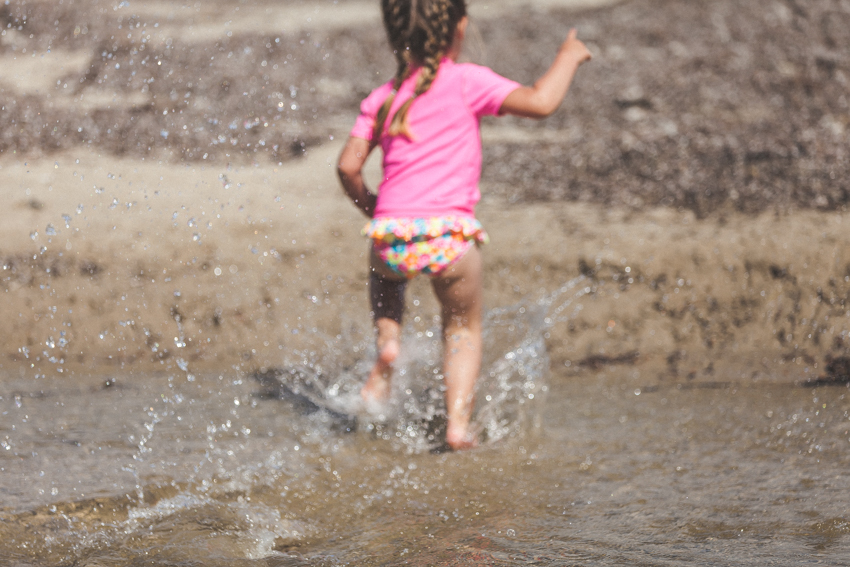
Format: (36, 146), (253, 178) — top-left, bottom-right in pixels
(362, 317), (400, 403)
(432, 245), (483, 450)
(362, 247), (407, 405)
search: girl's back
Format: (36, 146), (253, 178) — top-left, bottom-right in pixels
(351, 59), (519, 219)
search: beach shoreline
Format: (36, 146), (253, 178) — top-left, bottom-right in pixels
(2, 143), (847, 387)
(1, 0), (849, 386)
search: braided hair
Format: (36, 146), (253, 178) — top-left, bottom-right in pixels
(373, 0), (467, 140)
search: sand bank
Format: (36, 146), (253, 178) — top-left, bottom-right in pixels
(1, 0), (848, 386)
(2, 143), (848, 386)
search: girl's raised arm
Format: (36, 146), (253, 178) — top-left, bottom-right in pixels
(499, 28), (592, 119)
(337, 136), (377, 217)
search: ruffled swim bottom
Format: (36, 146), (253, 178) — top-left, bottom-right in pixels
(363, 216), (489, 279)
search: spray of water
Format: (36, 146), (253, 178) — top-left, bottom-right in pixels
(252, 275), (592, 453)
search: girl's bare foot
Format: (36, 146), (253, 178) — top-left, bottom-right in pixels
(446, 419), (478, 450)
(361, 338), (399, 406)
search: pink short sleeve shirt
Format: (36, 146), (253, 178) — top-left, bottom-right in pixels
(350, 59), (520, 219)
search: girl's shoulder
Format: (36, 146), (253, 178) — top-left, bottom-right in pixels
(363, 79), (396, 103)
(451, 61), (513, 84)
(359, 79), (397, 115)
(438, 60), (493, 81)
(442, 61), (521, 115)
(438, 60), (517, 96)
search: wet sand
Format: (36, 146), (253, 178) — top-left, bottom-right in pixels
(2, 142), (848, 388)
(1, 0), (849, 387)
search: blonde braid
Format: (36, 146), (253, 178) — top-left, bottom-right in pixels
(372, 61), (408, 142)
(373, 0), (413, 140)
(382, 0), (411, 55)
(376, 0), (466, 140)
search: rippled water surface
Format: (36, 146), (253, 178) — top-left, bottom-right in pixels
(2, 0), (850, 563)
(2, 286), (850, 566)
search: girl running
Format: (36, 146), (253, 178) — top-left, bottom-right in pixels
(337, 0), (591, 450)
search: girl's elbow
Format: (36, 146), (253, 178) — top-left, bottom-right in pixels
(505, 103), (551, 120)
(523, 104), (557, 120)
(337, 161), (358, 182)
(528, 107), (555, 119)
(523, 94), (560, 119)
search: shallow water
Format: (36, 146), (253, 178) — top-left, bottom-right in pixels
(2, 283), (850, 566)
(2, 0), (850, 563)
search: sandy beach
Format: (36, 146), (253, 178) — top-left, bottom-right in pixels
(1, 0), (849, 386)
(3, 144), (849, 387)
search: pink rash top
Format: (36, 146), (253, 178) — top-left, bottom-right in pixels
(350, 59), (520, 219)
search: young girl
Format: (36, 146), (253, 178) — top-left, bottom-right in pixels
(337, 0), (591, 450)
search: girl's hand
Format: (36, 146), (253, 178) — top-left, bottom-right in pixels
(560, 28), (592, 65)
(499, 28), (591, 119)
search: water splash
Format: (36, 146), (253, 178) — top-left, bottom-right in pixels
(254, 275), (592, 453)
(0, 277), (595, 563)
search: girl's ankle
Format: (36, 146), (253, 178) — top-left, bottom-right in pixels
(446, 419), (477, 450)
(377, 338), (400, 366)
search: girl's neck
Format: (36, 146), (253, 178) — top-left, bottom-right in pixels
(445, 42), (462, 62)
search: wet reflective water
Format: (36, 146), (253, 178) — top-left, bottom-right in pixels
(2, 0), (850, 563)
(2, 285), (850, 565)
